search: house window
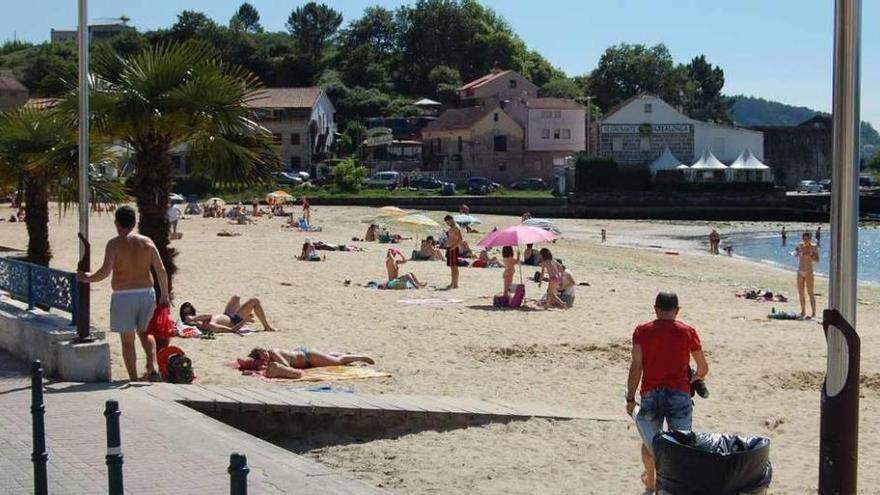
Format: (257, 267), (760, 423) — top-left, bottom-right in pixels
(494, 112), (499, 122)
(612, 137), (624, 151)
(644, 103), (653, 114)
(498, 161), (507, 171)
(553, 110), (561, 118)
(494, 135), (508, 152)
(541, 128), (550, 139)
(290, 156), (302, 169)
(290, 133), (300, 145)
(639, 137), (650, 151)
(436, 137), (442, 152)
(562, 129), (571, 139)
(509, 79), (517, 89)
(553, 129), (561, 139)
(272, 133), (283, 145)
(541, 110), (553, 118)
(457, 136), (463, 153)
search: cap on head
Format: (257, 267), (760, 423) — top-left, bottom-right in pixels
(115, 206), (136, 229)
(654, 291), (679, 311)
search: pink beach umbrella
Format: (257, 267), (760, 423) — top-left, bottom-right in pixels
(477, 225), (558, 249)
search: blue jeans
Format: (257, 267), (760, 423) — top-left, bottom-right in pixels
(635, 388), (693, 452)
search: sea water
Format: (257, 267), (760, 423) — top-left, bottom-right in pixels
(730, 227), (880, 284)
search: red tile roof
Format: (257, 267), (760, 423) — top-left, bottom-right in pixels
(24, 98), (60, 110)
(425, 106), (497, 132)
(246, 87), (322, 110)
(457, 70), (512, 92)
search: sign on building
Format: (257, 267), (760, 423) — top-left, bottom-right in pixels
(601, 124), (692, 134)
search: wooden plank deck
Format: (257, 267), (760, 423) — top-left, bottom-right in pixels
(147, 383), (582, 422)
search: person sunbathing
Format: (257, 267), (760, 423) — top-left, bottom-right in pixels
(179, 297), (277, 333)
(472, 249), (501, 268)
(386, 249), (426, 288)
(459, 239), (475, 258)
(313, 240), (365, 252)
(248, 347), (375, 379)
(297, 239), (323, 261)
(416, 236), (445, 261)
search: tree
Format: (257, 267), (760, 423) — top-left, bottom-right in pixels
(85, 42), (279, 295)
(0, 108), (122, 266)
(231, 2), (262, 33)
(868, 150), (880, 172)
(286, 2), (343, 83)
(684, 55), (731, 124)
(170, 11), (216, 41)
(428, 65), (461, 102)
(589, 43), (679, 112)
(539, 78), (584, 100)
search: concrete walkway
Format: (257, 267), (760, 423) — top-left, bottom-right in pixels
(0, 351), (387, 495)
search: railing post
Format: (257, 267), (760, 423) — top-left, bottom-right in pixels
(31, 361), (48, 495)
(228, 453), (249, 495)
(104, 400), (124, 495)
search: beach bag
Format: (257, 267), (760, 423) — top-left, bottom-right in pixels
(146, 305), (175, 351)
(509, 284), (525, 308)
(493, 294), (509, 307)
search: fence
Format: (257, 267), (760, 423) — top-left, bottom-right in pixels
(0, 257), (78, 325)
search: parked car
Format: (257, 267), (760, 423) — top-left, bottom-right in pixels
(819, 179), (832, 192)
(296, 171), (310, 181)
(796, 180), (823, 194)
(169, 192), (185, 204)
(363, 171), (400, 188)
(465, 177), (501, 195)
(411, 176), (446, 190)
(510, 178), (548, 190)
(274, 172), (303, 186)
(859, 175), (878, 189)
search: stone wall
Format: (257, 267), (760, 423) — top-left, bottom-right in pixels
(752, 125), (832, 189)
(599, 128), (694, 166)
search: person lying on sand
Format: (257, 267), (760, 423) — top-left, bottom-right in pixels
(179, 297), (277, 333)
(386, 248), (426, 288)
(313, 241), (365, 252)
(248, 347), (375, 379)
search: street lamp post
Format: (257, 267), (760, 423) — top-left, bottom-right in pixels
(75, 0), (91, 342)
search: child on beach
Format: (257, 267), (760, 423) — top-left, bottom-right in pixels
(247, 347), (374, 379)
(502, 246), (516, 297)
(538, 248), (566, 309)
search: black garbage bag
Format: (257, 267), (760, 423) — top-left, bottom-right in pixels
(653, 431), (772, 495)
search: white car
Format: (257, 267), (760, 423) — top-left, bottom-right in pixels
(169, 193), (185, 204)
(796, 180), (823, 194)
(363, 171), (400, 188)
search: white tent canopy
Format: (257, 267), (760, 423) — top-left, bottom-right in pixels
(413, 98), (442, 106)
(729, 149), (770, 170)
(649, 146), (685, 175)
(690, 149), (728, 170)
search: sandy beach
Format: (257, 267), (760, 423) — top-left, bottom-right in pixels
(2, 204), (879, 494)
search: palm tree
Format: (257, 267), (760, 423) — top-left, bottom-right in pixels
(0, 107), (123, 266)
(86, 42), (278, 295)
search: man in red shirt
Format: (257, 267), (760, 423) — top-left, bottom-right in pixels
(626, 292), (709, 492)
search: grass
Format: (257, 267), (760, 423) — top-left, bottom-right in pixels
(211, 186), (555, 203)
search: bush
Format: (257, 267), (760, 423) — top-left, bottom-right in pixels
(172, 174), (214, 197)
(575, 155), (618, 192)
(333, 157), (367, 192)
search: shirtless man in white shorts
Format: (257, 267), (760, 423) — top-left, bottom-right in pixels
(78, 206), (169, 381)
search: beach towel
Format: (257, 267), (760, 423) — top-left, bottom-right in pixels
(398, 298), (464, 305)
(227, 361), (391, 382)
(767, 310), (801, 320)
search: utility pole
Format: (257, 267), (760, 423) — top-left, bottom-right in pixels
(585, 95), (593, 155)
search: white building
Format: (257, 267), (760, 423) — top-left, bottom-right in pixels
(507, 97), (586, 178)
(599, 94), (763, 166)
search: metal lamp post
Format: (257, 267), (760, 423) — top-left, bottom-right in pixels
(75, 0), (91, 342)
(820, 0), (862, 493)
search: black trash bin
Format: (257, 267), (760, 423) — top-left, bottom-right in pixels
(653, 431), (772, 495)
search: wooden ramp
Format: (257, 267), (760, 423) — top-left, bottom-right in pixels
(144, 383), (583, 423)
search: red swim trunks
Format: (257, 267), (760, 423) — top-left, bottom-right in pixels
(446, 247), (459, 267)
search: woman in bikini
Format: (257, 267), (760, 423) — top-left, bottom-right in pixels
(248, 347), (375, 379)
(795, 231), (819, 318)
(538, 248), (566, 309)
(180, 296), (276, 333)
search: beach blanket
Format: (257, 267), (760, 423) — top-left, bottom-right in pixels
(398, 298), (464, 305)
(226, 361), (391, 382)
(364, 280), (415, 290)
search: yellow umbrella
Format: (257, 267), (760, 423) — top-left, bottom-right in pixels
(361, 205), (410, 224)
(381, 213), (440, 233)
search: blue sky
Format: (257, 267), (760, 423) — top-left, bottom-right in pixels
(2, 1), (877, 127)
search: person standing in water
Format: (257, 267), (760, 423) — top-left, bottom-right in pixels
(795, 231), (820, 319)
(781, 226), (787, 246)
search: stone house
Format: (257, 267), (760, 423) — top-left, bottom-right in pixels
(421, 105), (525, 184)
(751, 115), (832, 188)
(246, 87), (337, 174)
(457, 68), (538, 107)
(0, 71), (29, 111)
